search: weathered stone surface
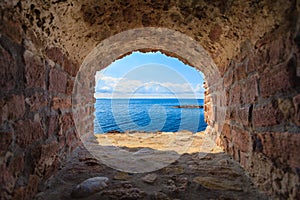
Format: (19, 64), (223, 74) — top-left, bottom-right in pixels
(14, 120), (44, 148)
(0, 94), (25, 121)
(33, 140), (60, 178)
(209, 24), (223, 42)
(293, 94), (300, 126)
(59, 113), (74, 134)
(230, 84), (241, 105)
(0, 132), (13, 152)
(103, 186), (146, 200)
(254, 132), (300, 169)
(25, 92), (48, 112)
(193, 176), (242, 191)
(71, 176), (109, 198)
(260, 58), (299, 98)
(24, 50), (45, 88)
(45, 47), (65, 67)
(234, 106), (250, 127)
(0, 45), (16, 90)
(141, 173), (157, 184)
(113, 172), (131, 181)
(51, 96), (71, 110)
(46, 46), (79, 76)
(242, 75), (258, 104)
(49, 68), (67, 93)
(231, 126), (250, 153)
(12, 174), (40, 200)
(252, 101), (283, 127)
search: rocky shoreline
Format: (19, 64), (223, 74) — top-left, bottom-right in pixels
(173, 105), (204, 108)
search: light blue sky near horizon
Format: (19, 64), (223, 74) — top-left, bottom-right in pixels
(94, 51), (205, 99)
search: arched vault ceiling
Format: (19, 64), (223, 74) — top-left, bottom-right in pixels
(0, 0), (292, 71)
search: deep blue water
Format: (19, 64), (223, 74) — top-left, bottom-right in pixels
(94, 99), (207, 134)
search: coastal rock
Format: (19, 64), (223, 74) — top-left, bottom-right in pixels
(173, 105), (204, 108)
(70, 176), (109, 198)
(141, 173), (158, 184)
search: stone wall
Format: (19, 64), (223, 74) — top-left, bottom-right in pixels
(221, 24), (300, 198)
(0, 0), (299, 199)
(0, 31), (80, 199)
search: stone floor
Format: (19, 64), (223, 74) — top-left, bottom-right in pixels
(34, 132), (270, 200)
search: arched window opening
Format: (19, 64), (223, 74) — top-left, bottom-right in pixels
(93, 51), (207, 134)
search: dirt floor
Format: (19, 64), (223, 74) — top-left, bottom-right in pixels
(34, 132), (270, 200)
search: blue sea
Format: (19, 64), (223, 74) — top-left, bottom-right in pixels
(94, 98), (207, 134)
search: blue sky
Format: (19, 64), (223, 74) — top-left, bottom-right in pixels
(94, 51), (205, 99)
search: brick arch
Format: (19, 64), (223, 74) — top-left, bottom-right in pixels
(73, 27), (225, 148)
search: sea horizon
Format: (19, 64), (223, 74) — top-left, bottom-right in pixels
(94, 98), (207, 134)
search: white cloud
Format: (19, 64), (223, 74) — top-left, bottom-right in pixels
(95, 74), (204, 99)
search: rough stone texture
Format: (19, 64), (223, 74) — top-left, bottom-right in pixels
(24, 50), (46, 89)
(0, 0), (299, 199)
(0, 45), (16, 90)
(33, 146), (269, 200)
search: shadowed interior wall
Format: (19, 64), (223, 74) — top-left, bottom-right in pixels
(0, 0), (299, 199)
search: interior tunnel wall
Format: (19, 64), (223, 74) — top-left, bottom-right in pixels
(0, 0), (300, 199)
(0, 34), (81, 199)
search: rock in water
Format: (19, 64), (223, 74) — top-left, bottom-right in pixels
(71, 176), (109, 198)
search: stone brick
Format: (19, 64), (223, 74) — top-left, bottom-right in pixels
(235, 106), (250, 127)
(66, 78), (74, 95)
(0, 94), (25, 122)
(23, 50), (45, 88)
(239, 151), (250, 169)
(34, 140), (59, 177)
(63, 57), (79, 77)
(0, 164), (16, 199)
(221, 123), (231, 139)
(246, 55), (259, 74)
(260, 57), (299, 98)
(8, 152), (24, 177)
(278, 98), (294, 120)
(231, 126), (251, 153)
(46, 46), (78, 76)
(66, 129), (79, 152)
(242, 75), (258, 104)
(255, 132), (300, 169)
(14, 120), (44, 148)
(268, 37), (291, 66)
(1, 20), (22, 44)
(253, 101), (284, 127)
(26, 175), (40, 200)
(229, 84), (241, 105)
(51, 96), (71, 110)
(59, 113), (75, 134)
(47, 115), (59, 137)
(25, 92), (48, 112)
(209, 24), (222, 42)
(45, 47), (64, 66)
(0, 131), (13, 152)
(49, 68), (67, 93)
(293, 94), (300, 126)
(234, 61), (247, 82)
(0, 45), (16, 90)
(223, 69), (233, 88)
